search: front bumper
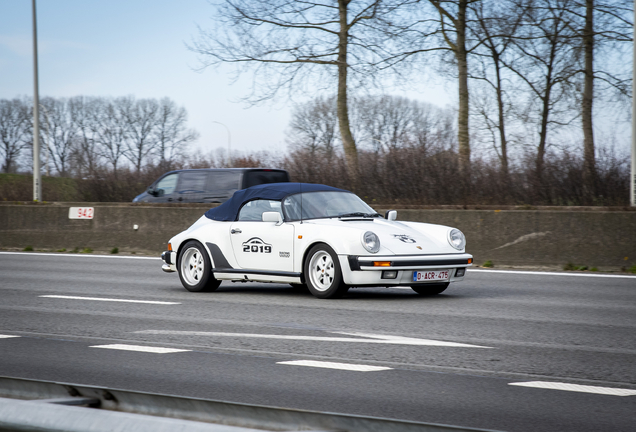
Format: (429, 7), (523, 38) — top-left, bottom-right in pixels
(340, 253), (473, 286)
(161, 250), (177, 273)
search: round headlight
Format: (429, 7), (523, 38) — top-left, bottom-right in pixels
(362, 231), (380, 254)
(448, 229), (466, 250)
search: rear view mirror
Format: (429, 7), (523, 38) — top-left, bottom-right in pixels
(385, 210), (397, 221)
(262, 211), (283, 225)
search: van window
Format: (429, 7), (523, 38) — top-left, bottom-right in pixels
(208, 171), (241, 194)
(178, 171), (208, 192)
(243, 170), (289, 189)
(155, 173), (178, 195)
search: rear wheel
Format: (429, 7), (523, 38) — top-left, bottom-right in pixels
(304, 244), (348, 299)
(177, 241), (221, 292)
(411, 282), (449, 296)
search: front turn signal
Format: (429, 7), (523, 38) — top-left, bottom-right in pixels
(373, 261), (392, 267)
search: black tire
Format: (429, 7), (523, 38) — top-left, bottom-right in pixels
(177, 241), (221, 292)
(411, 282), (450, 296)
(303, 244), (349, 299)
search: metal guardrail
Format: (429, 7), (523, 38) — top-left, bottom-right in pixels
(0, 376), (503, 432)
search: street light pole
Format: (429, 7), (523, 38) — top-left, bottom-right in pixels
(212, 121), (232, 167)
(32, 0), (41, 201)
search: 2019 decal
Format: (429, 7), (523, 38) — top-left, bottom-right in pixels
(242, 237), (272, 253)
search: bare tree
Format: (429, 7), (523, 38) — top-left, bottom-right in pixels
(427, 0), (479, 175)
(191, 0), (411, 188)
(72, 96), (102, 177)
(91, 97), (127, 178)
(504, 0), (581, 189)
(287, 94), (455, 155)
(155, 98), (199, 171)
(288, 96), (339, 155)
(119, 96), (160, 173)
(0, 98), (31, 173)
(40, 97), (79, 177)
(569, 0), (632, 199)
(471, 0), (527, 176)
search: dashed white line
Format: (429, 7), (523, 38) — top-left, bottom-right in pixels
(90, 344), (191, 354)
(277, 360), (393, 372)
(509, 381), (636, 396)
(136, 330), (490, 348)
(0, 335), (20, 339)
(40, 295), (180, 305)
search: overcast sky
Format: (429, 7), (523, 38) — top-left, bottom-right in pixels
(0, 0), (452, 160)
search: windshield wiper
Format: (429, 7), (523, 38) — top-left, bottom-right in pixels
(338, 212), (381, 218)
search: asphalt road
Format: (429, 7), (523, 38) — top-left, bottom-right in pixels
(0, 252), (635, 432)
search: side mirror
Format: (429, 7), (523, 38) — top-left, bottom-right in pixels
(385, 210), (397, 221)
(262, 211), (283, 225)
(146, 186), (156, 196)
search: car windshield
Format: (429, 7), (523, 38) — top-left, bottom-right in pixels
(282, 191), (380, 221)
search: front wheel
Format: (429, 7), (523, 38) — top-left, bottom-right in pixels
(177, 241), (221, 292)
(411, 282), (449, 296)
(304, 244), (348, 299)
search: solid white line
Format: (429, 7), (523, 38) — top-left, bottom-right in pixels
(277, 360), (392, 372)
(0, 335), (20, 339)
(135, 330), (490, 348)
(469, 269), (636, 279)
(90, 344), (191, 354)
(0, 252), (158, 260)
(40, 295), (180, 305)
(3, 252), (634, 278)
(509, 381), (636, 396)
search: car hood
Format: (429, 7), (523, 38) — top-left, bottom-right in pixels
(303, 217), (458, 255)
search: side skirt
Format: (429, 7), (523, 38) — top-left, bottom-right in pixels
(213, 269), (302, 284)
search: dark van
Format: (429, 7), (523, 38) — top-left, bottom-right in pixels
(132, 168), (290, 203)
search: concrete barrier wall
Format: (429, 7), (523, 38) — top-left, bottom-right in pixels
(1, 203), (634, 270)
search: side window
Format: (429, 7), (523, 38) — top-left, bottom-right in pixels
(178, 171), (208, 192)
(155, 173), (178, 195)
(208, 171), (241, 195)
(238, 200), (282, 221)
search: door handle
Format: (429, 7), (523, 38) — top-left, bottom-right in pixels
(167, 198), (173, 202)
(231, 228), (242, 234)
(178, 197), (183, 201)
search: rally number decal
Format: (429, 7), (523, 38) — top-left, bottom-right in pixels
(242, 237), (272, 254)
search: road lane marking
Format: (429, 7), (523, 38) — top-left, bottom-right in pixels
(509, 381), (636, 396)
(277, 360), (392, 372)
(469, 269), (636, 279)
(40, 295), (180, 305)
(135, 330), (491, 348)
(0, 335), (20, 339)
(0, 252), (158, 260)
(90, 344), (191, 354)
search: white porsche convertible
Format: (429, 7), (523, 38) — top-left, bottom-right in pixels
(161, 183), (472, 299)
